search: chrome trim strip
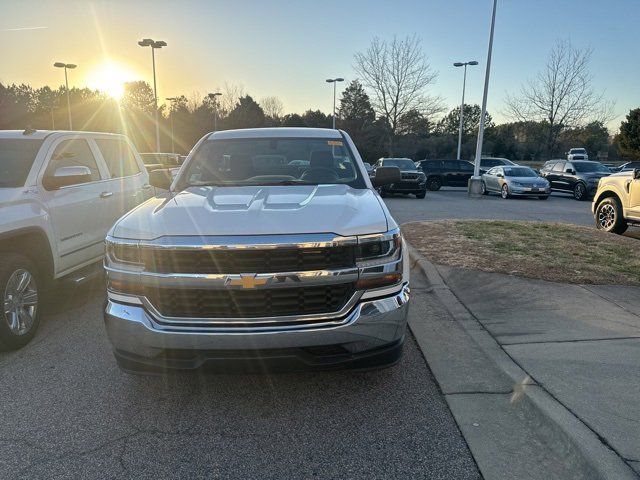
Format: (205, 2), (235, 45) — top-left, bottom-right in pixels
(106, 285), (408, 334)
(107, 289), (363, 326)
(105, 266), (359, 289)
(106, 233), (359, 250)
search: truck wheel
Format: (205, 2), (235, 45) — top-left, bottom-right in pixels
(0, 253), (42, 351)
(595, 197), (628, 234)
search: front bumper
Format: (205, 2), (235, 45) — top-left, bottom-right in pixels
(509, 186), (550, 196)
(104, 284), (409, 371)
(381, 181), (426, 193)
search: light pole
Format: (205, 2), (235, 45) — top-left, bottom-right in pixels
(469, 0), (498, 197)
(208, 92), (222, 131)
(453, 60), (478, 160)
(138, 38), (167, 152)
(54, 62), (76, 130)
(325, 78), (344, 129)
(166, 97), (177, 154)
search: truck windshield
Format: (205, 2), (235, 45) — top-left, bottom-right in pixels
(383, 159), (417, 170)
(0, 139), (44, 188)
(182, 137), (366, 188)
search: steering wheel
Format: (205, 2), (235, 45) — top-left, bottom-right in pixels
(301, 167), (340, 183)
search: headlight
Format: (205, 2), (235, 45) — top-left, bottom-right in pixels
(356, 229), (403, 289)
(105, 238), (143, 267)
(511, 181), (522, 187)
(356, 230), (401, 267)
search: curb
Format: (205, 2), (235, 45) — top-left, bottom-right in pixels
(407, 244), (638, 480)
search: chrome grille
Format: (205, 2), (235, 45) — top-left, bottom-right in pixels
(141, 246), (355, 274)
(145, 284), (355, 319)
(401, 173), (419, 180)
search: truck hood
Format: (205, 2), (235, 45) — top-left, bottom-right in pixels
(111, 185), (390, 240)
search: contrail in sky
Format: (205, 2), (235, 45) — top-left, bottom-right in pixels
(1, 26), (48, 32)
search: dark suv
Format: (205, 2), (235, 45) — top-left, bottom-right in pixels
(374, 158), (427, 198)
(539, 159), (611, 200)
(416, 159), (476, 190)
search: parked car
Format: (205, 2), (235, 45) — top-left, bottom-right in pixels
(481, 165), (550, 199)
(374, 157), (426, 198)
(539, 159), (610, 200)
(618, 161), (640, 172)
(103, 127), (409, 373)
(416, 159), (476, 190)
(479, 157), (516, 169)
(592, 168), (640, 234)
(0, 129), (152, 350)
(139, 152), (182, 172)
(567, 148), (588, 160)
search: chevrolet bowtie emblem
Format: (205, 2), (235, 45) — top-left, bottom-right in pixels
(226, 274), (269, 289)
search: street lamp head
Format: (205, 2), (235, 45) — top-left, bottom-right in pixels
(138, 38), (153, 47)
(66, 64), (77, 69)
(326, 79), (334, 83)
(152, 40), (167, 48)
(469, 61), (479, 66)
(208, 92), (222, 99)
(54, 62), (65, 68)
(453, 62), (464, 67)
(335, 78), (344, 82)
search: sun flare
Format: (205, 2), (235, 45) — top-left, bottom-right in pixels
(86, 60), (137, 100)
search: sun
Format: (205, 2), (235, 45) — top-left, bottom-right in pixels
(86, 60), (137, 100)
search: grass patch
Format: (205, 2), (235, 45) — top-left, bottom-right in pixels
(403, 220), (640, 286)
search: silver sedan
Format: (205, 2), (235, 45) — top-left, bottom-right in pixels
(482, 166), (550, 199)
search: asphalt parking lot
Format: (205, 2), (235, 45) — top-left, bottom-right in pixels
(0, 278), (480, 480)
(384, 187), (595, 225)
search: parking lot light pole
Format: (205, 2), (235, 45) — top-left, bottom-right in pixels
(54, 62), (77, 130)
(454, 61), (478, 160)
(138, 38), (166, 152)
(326, 78), (344, 129)
(166, 97), (177, 154)
(208, 92), (222, 131)
(469, 0), (498, 197)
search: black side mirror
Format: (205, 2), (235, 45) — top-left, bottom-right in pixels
(148, 169), (173, 190)
(566, 169), (575, 175)
(496, 173), (504, 178)
(634, 168), (640, 180)
(372, 166), (401, 187)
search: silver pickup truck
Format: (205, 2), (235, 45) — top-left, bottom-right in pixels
(103, 127), (410, 373)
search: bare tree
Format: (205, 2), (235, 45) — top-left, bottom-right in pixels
(260, 96), (284, 119)
(217, 82), (246, 117)
(505, 40), (614, 156)
(354, 35), (442, 151)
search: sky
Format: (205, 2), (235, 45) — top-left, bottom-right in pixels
(1, 0), (639, 128)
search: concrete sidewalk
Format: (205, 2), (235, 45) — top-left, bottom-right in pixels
(436, 265), (640, 476)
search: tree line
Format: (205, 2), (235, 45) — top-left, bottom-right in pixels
(0, 36), (638, 163)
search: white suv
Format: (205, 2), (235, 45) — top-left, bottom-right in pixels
(103, 127), (409, 373)
(567, 148), (589, 160)
(0, 130), (152, 350)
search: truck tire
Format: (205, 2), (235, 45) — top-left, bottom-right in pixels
(595, 197), (628, 234)
(0, 253), (42, 351)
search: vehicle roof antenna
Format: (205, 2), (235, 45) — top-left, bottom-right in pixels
(23, 126), (37, 135)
